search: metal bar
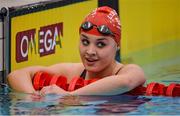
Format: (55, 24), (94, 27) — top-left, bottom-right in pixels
(0, 19), (3, 83)
(0, 7), (8, 83)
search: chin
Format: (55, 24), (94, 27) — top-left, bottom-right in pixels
(82, 59), (105, 72)
(85, 65), (102, 73)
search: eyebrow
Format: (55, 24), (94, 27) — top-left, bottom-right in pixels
(81, 34), (108, 41)
(81, 34), (89, 39)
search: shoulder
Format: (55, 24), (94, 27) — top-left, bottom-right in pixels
(119, 64), (144, 74)
(117, 63), (146, 82)
(117, 64), (146, 88)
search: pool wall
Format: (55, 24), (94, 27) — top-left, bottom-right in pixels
(0, 0), (180, 83)
(119, 0), (180, 82)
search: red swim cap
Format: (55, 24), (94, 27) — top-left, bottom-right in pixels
(80, 6), (121, 46)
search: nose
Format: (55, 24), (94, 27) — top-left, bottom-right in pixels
(86, 45), (97, 56)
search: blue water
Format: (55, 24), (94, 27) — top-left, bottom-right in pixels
(0, 87), (179, 115)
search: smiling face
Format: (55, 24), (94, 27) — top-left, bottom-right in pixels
(79, 32), (117, 73)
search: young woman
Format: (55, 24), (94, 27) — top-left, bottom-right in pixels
(7, 6), (146, 96)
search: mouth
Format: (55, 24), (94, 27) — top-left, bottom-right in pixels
(85, 58), (98, 65)
(86, 58), (98, 62)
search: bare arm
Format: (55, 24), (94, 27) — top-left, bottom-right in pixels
(39, 64), (146, 96)
(70, 64), (146, 95)
(7, 66), (50, 93)
(7, 63), (77, 93)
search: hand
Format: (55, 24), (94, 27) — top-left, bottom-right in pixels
(40, 84), (69, 96)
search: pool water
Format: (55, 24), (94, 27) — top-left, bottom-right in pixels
(0, 87), (179, 115)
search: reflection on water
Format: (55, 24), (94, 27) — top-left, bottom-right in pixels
(0, 88), (180, 115)
(127, 96), (180, 115)
(0, 89), (151, 115)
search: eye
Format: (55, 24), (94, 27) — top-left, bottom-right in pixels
(81, 39), (89, 46)
(96, 42), (106, 48)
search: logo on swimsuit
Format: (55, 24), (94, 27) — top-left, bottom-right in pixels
(16, 22), (63, 63)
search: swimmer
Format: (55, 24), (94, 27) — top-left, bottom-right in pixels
(7, 6), (146, 96)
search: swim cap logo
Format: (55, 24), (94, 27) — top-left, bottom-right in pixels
(107, 10), (121, 30)
(16, 22), (63, 63)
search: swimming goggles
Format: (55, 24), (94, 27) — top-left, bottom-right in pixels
(81, 21), (115, 36)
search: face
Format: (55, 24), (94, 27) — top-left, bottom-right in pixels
(79, 32), (117, 73)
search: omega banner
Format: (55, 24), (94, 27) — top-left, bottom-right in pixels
(10, 1), (97, 71)
(15, 23), (63, 62)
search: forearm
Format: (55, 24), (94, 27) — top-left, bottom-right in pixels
(7, 69), (35, 93)
(7, 66), (52, 93)
(70, 76), (130, 95)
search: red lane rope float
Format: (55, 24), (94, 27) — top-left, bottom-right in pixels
(32, 71), (180, 97)
(49, 75), (59, 85)
(166, 83), (180, 97)
(146, 82), (167, 96)
(33, 71), (43, 90)
(43, 73), (52, 86)
(33, 72), (52, 90)
(56, 75), (68, 90)
(127, 82), (180, 97)
(68, 77), (84, 91)
(49, 75), (68, 90)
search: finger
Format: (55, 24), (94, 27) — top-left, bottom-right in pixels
(41, 85), (56, 95)
(40, 86), (50, 96)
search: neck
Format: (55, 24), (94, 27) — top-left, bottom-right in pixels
(87, 61), (118, 79)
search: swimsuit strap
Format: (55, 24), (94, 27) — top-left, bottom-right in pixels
(114, 65), (124, 75)
(80, 69), (86, 79)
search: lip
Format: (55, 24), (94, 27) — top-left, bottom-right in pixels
(85, 58), (98, 65)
